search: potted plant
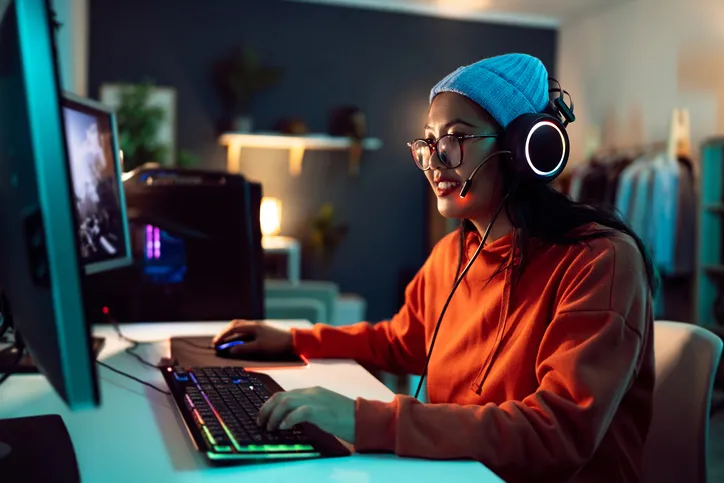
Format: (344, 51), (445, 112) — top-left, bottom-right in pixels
(213, 45), (283, 133)
(305, 203), (348, 279)
(177, 149), (201, 169)
(114, 82), (169, 172)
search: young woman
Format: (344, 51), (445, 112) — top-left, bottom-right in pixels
(213, 53), (656, 482)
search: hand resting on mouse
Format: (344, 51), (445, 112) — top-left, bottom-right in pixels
(212, 320), (294, 358)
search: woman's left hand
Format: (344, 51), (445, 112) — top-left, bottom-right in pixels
(258, 386), (356, 443)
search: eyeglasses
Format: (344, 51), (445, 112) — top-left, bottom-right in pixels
(407, 134), (498, 171)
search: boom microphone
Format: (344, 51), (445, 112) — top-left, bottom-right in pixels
(459, 150), (512, 198)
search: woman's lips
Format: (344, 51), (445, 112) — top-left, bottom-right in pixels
(434, 180), (461, 197)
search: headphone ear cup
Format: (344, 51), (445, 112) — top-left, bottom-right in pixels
(503, 113), (570, 183)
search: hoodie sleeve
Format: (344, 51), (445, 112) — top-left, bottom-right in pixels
(353, 237), (652, 481)
(290, 256), (430, 375)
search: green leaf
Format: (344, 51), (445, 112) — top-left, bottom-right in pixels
(113, 82), (171, 171)
(177, 149), (200, 168)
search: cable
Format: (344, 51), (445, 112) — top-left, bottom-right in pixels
(0, 290), (12, 343)
(96, 360), (170, 396)
(414, 192), (511, 400)
(101, 317), (174, 394)
(100, 316), (220, 397)
(111, 321), (213, 372)
(110, 321), (211, 370)
(0, 342), (24, 389)
(0, 315), (8, 342)
(108, 322), (162, 369)
(126, 343), (162, 369)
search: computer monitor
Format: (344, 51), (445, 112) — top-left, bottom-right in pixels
(0, 0), (113, 412)
(60, 93), (132, 274)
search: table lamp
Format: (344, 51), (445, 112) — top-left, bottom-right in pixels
(259, 197), (301, 283)
(260, 197), (282, 238)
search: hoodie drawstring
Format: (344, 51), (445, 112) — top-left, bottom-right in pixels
(470, 230), (518, 395)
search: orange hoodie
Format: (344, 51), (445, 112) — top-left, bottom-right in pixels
(291, 223), (654, 483)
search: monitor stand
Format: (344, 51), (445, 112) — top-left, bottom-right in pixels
(0, 336), (105, 374)
(0, 415), (80, 483)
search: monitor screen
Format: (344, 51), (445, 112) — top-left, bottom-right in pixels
(0, 0), (99, 408)
(61, 95), (132, 274)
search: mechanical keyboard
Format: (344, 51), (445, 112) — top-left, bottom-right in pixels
(161, 365), (350, 463)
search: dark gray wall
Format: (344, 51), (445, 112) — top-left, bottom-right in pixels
(88, 0), (557, 321)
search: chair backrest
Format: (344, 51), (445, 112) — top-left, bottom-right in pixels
(644, 321), (723, 483)
(264, 280), (339, 324)
(264, 298), (326, 324)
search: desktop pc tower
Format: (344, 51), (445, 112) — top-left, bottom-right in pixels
(84, 165), (265, 323)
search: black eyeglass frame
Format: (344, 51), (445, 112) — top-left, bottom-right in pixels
(406, 133), (499, 171)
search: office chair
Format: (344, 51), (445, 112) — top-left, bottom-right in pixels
(643, 320), (723, 483)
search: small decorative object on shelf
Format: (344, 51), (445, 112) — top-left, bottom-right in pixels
(212, 45), (283, 133)
(328, 105), (366, 176)
(273, 118), (310, 135)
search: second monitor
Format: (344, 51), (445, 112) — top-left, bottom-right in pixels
(60, 93), (132, 275)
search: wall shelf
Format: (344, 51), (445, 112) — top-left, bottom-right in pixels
(705, 203), (724, 213)
(219, 132), (383, 176)
(704, 265), (724, 276)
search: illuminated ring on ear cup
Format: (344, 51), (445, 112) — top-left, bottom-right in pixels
(524, 120), (567, 177)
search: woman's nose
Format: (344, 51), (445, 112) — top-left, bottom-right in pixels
(428, 149), (447, 171)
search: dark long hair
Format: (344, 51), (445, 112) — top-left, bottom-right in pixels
(461, 161), (659, 295)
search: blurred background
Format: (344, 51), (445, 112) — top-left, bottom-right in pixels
(54, 0), (724, 325)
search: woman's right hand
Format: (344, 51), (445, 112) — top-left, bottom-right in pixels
(211, 320), (294, 357)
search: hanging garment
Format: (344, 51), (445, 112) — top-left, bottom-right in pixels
(568, 164), (588, 201)
(604, 157), (633, 206)
(650, 153), (679, 274)
(649, 154), (697, 276)
(673, 156), (697, 275)
(615, 155), (649, 235)
(577, 163), (609, 205)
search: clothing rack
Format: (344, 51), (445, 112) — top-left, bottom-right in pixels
(587, 108), (693, 161)
(591, 141), (668, 159)
(567, 128), (698, 321)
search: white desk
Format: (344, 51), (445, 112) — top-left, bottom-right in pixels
(0, 321), (502, 483)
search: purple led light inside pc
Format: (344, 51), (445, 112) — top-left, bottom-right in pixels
(145, 225), (162, 259)
(154, 227), (161, 259)
(146, 224), (153, 259)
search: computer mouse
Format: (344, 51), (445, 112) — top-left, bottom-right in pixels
(214, 334), (256, 357)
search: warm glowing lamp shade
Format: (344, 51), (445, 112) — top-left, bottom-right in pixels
(260, 197), (282, 236)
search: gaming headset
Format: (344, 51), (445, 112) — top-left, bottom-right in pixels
(502, 77), (576, 183)
(458, 78), (576, 198)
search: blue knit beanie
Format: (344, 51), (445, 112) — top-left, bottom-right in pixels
(430, 53), (550, 129)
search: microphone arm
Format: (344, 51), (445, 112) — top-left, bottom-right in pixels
(459, 150), (512, 198)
